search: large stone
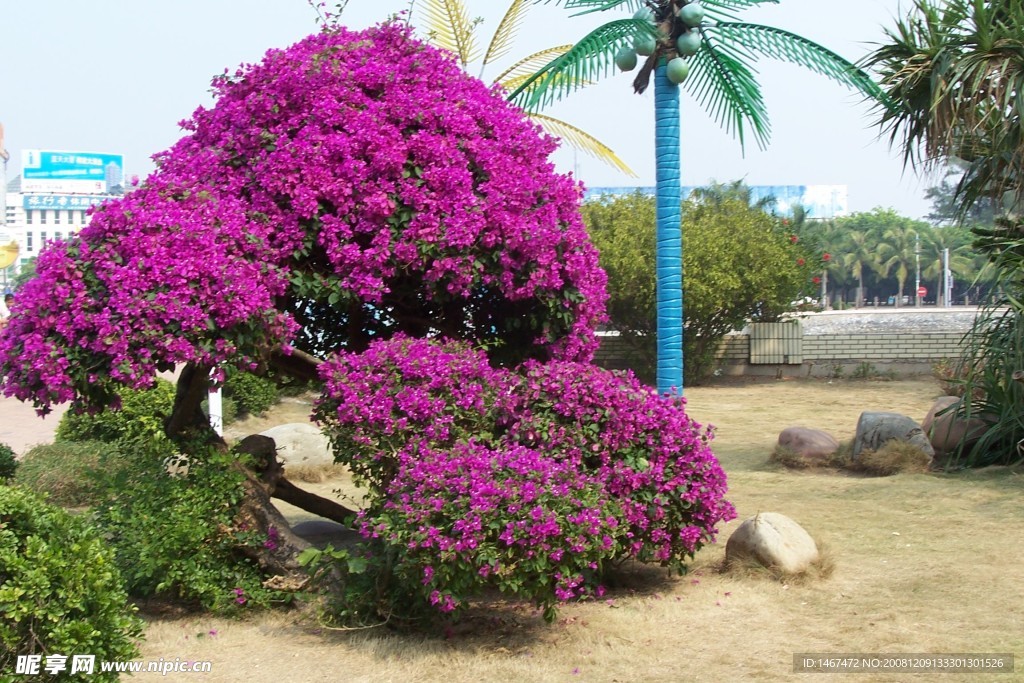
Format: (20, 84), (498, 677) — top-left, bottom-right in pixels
(258, 423), (334, 468)
(852, 411), (935, 459)
(922, 396), (989, 455)
(777, 427), (839, 461)
(725, 512), (819, 574)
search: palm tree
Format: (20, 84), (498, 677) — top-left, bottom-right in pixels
(862, 0), (1024, 217)
(509, 0), (885, 395)
(839, 229), (881, 308)
(877, 224), (922, 307)
(414, 0), (636, 175)
(921, 225), (975, 305)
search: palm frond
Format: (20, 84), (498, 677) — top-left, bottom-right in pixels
(708, 22), (888, 103)
(508, 19), (653, 110)
(703, 0), (779, 22)
(494, 45), (574, 86)
(422, 0), (480, 67)
(501, 72), (594, 98)
(687, 30), (770, 149)
(529, 112), (638, 176)
(484, 0), (531, 67)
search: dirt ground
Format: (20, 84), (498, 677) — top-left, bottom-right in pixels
(127, 377), (1023, 681)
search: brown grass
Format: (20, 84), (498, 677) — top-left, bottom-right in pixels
(130, 376), (1023, 682)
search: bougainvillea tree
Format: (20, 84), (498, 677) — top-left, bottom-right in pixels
(0, 21), (733, 621)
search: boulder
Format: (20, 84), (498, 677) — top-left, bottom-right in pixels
(725, 512), (819, 574)
(777, 427), (839, 462)
(258, 423), (334, 468)
(852, 411), (934, 460)
(922, 396), (989, 455)
(291, 519), (359, 548)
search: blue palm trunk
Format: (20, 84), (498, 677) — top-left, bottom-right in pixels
(654, 63), (683, 396)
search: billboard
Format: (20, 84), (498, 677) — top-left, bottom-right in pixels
(22, 194), (114, 211)
(21, 150), (124, 194)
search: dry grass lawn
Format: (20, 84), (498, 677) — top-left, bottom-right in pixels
(135, 377), (1023, 682)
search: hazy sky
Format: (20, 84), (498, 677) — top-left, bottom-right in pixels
(2, 0), (935, 218)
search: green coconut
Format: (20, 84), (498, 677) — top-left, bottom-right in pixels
(679, 2), (705, 27)
(676, 30), (701, 57)
(615, 46), (638, 71)
(666, 57), (691, 84)
(634, 33), (657, 57)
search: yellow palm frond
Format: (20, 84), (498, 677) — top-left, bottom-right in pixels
(493, 46), (574, 86)
(422, 0), (480, 67)
(483, 0), (530, 68)
(500, 73), (594, 98)
(529, 113), (637, 177)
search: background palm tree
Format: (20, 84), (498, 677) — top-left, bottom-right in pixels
(414, 0), (636, 175)
(862, 0), (1024, 217)
(510, 0), (885, 395)
(839, 229), (881, 308)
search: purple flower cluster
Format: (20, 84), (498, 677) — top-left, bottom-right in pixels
(316, 335), (735, 616)
(0, 22), (605, 412)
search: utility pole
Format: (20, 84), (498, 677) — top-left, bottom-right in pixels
(914, 232), (921, 307)
(943, 247), (952, 308)
(0, 122), (8, 229)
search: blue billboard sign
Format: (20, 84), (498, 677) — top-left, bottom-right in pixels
(21, 150), (124, 194)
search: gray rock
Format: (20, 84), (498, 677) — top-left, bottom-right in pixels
(922, 396), (989, 455)
(778, 427), (839, 461)
(258, 423), (334, 468)
(725, 512), (820, 574)
(290, 520), (359, 549)
(853, 411), (935, 459)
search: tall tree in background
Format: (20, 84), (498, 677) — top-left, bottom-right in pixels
(414, 0), (635, 175)
(510, 0), (885, 395)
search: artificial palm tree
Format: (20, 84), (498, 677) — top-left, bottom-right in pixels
(509, 0), (885, 395)
(414, 0), (635, 175)
(863, 0), (1024, 218)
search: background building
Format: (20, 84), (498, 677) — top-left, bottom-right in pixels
(1, 149), (125, 290)
(584, 184), (849, 219)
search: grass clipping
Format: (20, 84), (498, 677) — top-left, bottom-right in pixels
(770, 439), (932, 476)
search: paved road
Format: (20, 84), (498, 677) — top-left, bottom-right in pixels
(1, 394), (66, 457)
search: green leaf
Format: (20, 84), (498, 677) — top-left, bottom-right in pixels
(508, 19), (653, 110)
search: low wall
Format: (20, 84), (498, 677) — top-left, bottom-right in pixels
(596, 328), (967, 378)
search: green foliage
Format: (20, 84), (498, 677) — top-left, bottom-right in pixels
(863, 0), (1024, 217)
(949, 302), (1024, 467)
(223, 368), (279, 418)
(13, 441), (128, 508)
(0, 485), (143, 679)
(0, 443), (16, 482)
(583, 184), (814, 383)
(56, 378), (179, 461)
(93, 447), (287, 612)
(11, 258), (36, 292)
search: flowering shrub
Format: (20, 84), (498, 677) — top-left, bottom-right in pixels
(314, 336), (734, 622)
(0, 22), (605, 415)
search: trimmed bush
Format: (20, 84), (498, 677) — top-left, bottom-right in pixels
(14, 441), (127, 507)
(224, 368), (279, 418)
(93, 447), (287, 613)
(56, 379), (178, 461)
(0, 443), (16, 482)
(0, 485), (143, 679)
